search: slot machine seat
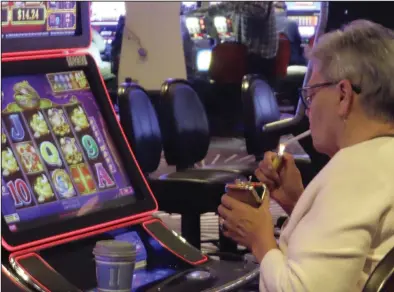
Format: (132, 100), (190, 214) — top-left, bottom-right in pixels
(209, 42), (248, 84)
(275, 33), (291, 79)
(118, 81), (246, 249)
(242, 75), (282, 160)
(111, 15), (125, 77)
(207, 42), (248, 136)
(241, 75), (312, 184)
(362, 246), (394, 292)
(274, 33), (306, 108)
(158, 79), (258, 177)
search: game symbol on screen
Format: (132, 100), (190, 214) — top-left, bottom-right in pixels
(14, 142), (44, 174)
(51, 169), (76, 198)
(69, 163), (97, 195)
(46, 108), (71, 137)
(47, 72), (88, 93)
(69, 105), (90, 132)
(3, 113), (29, 143)
(13, 81), (41, 110)
(2, 146), (20, 178)
(28, 173), (57, 204)
(28, 111), (50, 138)
(59, 136), (83, 166)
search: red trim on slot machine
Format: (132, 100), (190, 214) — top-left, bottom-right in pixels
(13, 253), (54, 292)
(2, 265), (31, 291)
(9, 216), (153, 258)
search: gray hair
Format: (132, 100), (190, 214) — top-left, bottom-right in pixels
(306, 20), (394, 122)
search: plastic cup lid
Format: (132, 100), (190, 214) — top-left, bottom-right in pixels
(93, 240), (136, 258)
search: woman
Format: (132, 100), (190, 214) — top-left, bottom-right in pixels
(218, 20), (394, 292)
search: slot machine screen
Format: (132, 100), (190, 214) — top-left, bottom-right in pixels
(186, 17), (201, 35)
(1, 70), (136, 234)
(2, 1), (77, 39)
(1, 1), (90, 54)
(196, 49), (212, 72)
(214, 16), (227, 34)
(298, 26), (315, 38)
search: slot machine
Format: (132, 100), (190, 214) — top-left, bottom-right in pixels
(189, 1), (234, 76)
(184, 11), (213, 77)
(1, 2), (259, 291)
(286, 1), (321, 44)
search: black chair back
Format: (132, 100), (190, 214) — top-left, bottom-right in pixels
(111, 15), (125, 77)
(363, 246), (394, 292)
(118, 82), (162, 174)
(158, 79), (210, 169)
(242, 75), (281, 159)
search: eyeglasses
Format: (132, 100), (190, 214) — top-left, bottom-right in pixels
(299, 82), (362, 108)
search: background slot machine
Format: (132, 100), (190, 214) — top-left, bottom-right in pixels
(286, 1), (321, 44)
(1, 2), (259, 291)
(185, 10), (214, 77)
(190, 1), (234, 76)
(90, 1), (125, 46)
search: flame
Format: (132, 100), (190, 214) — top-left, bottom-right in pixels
(278, 144), (286, 156)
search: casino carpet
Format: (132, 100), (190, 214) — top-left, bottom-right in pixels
(152, 117), (308, 253)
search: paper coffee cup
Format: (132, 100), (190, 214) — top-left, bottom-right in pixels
(93, 240), (136, 292)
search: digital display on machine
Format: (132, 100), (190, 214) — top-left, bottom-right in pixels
(196, 49), (212, 72)
(298, 26), (316, 38)
(288, 15), (319, 38)
(186, 17), (201, 35)
(1, 1), (77, 39)
(286, 2), (321, 11)
(1, 71), (135, 233)
(186, 16), (209, 40)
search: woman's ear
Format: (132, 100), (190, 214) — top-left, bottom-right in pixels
(337, 80), (355, 119)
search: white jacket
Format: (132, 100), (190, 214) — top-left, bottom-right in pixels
(260, 137), (394, 292)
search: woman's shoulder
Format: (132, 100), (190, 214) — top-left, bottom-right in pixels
(308, 138), (394, 219)
(325, 137), (394, 182)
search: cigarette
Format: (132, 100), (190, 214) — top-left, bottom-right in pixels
(282, 130), (311, 149)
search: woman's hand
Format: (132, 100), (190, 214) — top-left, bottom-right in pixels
(255, 151), (304, 215)
(218, 194), (278, 263)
